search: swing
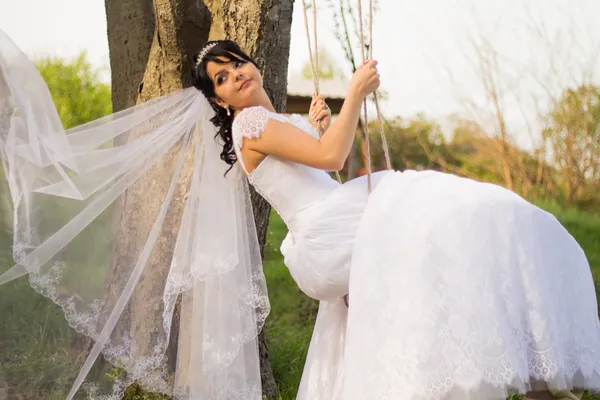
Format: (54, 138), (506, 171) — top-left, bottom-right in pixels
(301, 0), (392, 192)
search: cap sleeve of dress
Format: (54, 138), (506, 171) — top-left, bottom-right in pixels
(231, 106), (288, 150)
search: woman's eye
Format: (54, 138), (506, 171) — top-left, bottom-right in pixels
(217, 76), (225, 85)
(236, 61), (244, 68)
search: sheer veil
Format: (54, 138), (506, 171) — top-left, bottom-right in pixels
(0, 29), (269, 399)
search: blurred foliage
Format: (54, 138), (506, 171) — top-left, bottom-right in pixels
(363, 85), (600, 212)
(36, 52), (112, 129)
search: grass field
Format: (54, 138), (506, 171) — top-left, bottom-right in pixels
(262, 203), (600, 400)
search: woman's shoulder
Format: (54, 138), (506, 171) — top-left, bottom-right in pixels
(232, 106), (289, 148)
(235, 106), (289, 122)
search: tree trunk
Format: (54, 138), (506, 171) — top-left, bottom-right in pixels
(204, 2), (294, 396)
(71, 0), (159, 363)
(105, 0), (155, 112)
(105, 1), (293, 398)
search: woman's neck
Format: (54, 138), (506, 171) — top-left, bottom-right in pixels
(236, 91), (276, 116)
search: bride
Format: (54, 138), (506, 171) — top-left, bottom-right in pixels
(0, 31), (599, 400)
(196, 40), (600, 400)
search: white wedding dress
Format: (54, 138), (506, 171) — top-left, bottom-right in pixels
(232, 106), (600, 400)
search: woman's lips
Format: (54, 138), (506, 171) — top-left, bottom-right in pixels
(240, 79), (251, 90)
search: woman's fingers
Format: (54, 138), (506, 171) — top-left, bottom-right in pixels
(311, 94), (326, 106)
(310, 106), (330, 123)
(359, 59), (378, 69)
(310, 99), (329, 116)
(315, 109), (330, 121)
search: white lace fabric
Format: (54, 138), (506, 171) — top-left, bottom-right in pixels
(232, 106), (288, 150)
(232, 106), (600, 399)
(232, 106), (340, 236)
(0, 29), (268, 400)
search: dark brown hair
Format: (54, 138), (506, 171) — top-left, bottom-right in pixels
(191, 40), (259, 171)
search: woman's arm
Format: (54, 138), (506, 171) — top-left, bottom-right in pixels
(244, 60), (380, 171)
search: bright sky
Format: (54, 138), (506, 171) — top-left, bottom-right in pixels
(1, 0), (599, 149)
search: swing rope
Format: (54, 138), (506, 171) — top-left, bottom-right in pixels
(301, 0), (319, 94)
(356, 0), (373, 192)
(301, 0), (392, 191)
(366, 0), (392, 172)
(301, 0), (342, 183)
(357, 0), (393, 192)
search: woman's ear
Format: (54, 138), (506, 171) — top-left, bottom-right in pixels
(213, 97), (228, 109)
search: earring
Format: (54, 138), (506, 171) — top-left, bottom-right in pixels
(226, 107), (231, 117)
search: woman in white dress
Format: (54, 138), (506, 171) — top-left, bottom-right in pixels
(192, 41), (600, 400)
(0, 33), (598, 400)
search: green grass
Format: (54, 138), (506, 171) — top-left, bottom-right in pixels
(263, 203), (600, 400)
(262, 213), (319, 399)
(535, 200), (600, 280)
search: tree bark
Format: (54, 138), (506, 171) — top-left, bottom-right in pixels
(204, 2), (294, 397)
(105, 1), (293, 398)
(105, 0), (155, 112)
(71, 0), (159, 362)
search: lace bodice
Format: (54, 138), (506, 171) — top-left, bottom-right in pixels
(232, 106), (340, 233)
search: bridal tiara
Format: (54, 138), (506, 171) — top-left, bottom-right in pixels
(197, 42), (219, 65)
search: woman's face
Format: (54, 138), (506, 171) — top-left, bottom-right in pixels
(205, 56), (263, 112)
